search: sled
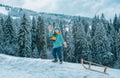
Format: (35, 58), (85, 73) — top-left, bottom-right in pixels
(81, 59), (109, 75)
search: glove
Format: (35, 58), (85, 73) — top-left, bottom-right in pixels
(48, 25), (53, 31)
(63, 42), (67, 48)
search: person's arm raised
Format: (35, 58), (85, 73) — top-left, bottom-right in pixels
(48, 26), (53, 37)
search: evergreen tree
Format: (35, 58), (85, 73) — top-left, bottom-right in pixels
(79, 22), (91, 61)
(85, 24), (92, 61)
(0, 18), (4, 52)
(100, 13), (109, 36)
(82, 19), (89, 33)
(18, 14), (31, 57)
(92, 23), (113, 66)
(72, 17), (80, 63)
(108, 20), (117, 62)
(2, 15), (16, 55)
(72, 17), (90, 63)
(63, 22), (75, 62)
(36, 16), (47, 59)
(91, 15), (100, 37)
(31, 17), (39, 58)
(115, 29), (120, 68)
(113, 14), (119, 32)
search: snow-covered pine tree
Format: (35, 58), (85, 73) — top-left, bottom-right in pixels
(2, 15), (16, 55)
(113, 14), (119, 32)
(92, 23), (113, 66)
(0, 18), (4, 52)
(36, 16), (47, 59)
(81, 19), (92, 61)
(31, 17), (39, 58)
(82, 19), (89, 33)
(100, 13), (109, 36)
(107, 20), (117, 62)
(63, 22), (75, 62)
(113, 15), (120, 68)
(72, 17), (90, 63)
(72, 17), (79, 63)
(91, 15), (100, 37)
(18, 14), (31, 57)
(79, 20), (91, 61)
(115, 29), (120, 68)
(85, 25), (92, 61)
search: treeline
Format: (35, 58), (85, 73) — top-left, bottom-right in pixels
(0, 13), (120, 68)
(0, 14), (47, 58)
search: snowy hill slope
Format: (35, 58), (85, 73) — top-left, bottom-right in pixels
(0, 54), (120, 78)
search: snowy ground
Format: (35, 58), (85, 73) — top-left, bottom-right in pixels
(0, 54), (120, 78)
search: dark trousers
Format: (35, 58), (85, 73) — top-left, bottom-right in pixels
(52, 47), (62, 60)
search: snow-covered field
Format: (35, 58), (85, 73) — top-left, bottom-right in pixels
(0, 7), (8, 15)
(0, 54), (120, 78)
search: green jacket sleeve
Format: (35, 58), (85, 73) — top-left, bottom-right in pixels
(60, 34), (65, 43)
(49, 30), (53, 37)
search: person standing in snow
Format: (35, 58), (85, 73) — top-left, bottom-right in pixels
(48, 25), (67, 64)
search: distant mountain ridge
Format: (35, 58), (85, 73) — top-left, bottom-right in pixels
(0, 3), (91, 22)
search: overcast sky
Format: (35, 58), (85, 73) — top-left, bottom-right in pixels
(0, 0), (120, 19)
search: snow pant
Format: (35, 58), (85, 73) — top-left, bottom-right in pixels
(52, 47), (62, 60)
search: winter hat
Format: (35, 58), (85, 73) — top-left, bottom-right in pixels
(54, 27), (60, 31)
(53, 27), (61, 34)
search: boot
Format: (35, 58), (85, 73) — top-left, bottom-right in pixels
(52, 58), (58, 62)
(59, 59), (63, 64)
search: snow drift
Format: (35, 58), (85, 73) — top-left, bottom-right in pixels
(0, 54), (120, 78)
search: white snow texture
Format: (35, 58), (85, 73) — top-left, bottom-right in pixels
(0, 54), (120, 78)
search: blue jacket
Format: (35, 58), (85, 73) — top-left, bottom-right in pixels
(49, 29), (65, 48)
